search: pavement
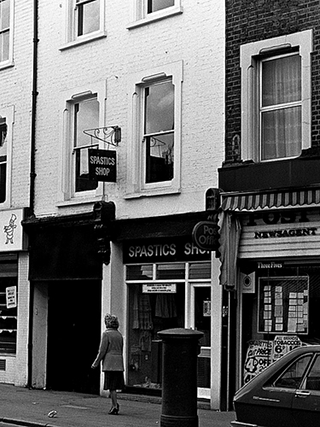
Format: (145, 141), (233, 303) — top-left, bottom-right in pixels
(0, 383), (236, 427)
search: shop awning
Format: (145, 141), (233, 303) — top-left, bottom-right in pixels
(221, 188), (320, 212)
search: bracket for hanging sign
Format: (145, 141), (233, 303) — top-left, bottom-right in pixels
(83, 125), (121, 147)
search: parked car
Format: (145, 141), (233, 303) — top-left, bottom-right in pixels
(232, 345), (320, 427)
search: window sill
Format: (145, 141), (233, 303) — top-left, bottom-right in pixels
(0, 61), (14, 71)
(56, 196), (103, 209)
(60, 31), (107, 51)
(127, 6), (183, 29)
(124, 186), (181, 199)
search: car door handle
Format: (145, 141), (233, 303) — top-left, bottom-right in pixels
(295, 390), (311, 398)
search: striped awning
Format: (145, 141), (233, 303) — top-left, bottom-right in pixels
(221, 188), (320, 212)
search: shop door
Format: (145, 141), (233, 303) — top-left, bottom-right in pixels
(46, 281), (101, 394)
(191, 284), (211, 399)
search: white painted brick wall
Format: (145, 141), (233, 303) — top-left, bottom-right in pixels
(2, 2), (33, 209)
(0, 1), (33, 385)
(35, 0), (225, 219)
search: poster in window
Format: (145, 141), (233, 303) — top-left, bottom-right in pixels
(258, 276), (309, 335)
(6, 286), (17, 309)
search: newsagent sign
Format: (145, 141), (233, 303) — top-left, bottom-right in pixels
(88, 149), (116, 182)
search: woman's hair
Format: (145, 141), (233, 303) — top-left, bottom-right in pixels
(104, 314), (119, 329)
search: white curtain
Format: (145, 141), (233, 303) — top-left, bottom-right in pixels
(261, 55), (301, 160)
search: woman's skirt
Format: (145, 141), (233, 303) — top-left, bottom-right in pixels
(104, 371), (124, 391)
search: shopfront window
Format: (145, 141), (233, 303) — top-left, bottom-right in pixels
(126, 261), (210, 391)
(0, 255), (18, 354)
(241, 262), (320, 385)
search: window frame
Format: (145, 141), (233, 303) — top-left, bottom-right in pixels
(58, 81), (106, 204)
(240, 29), (312, 163)
(126, 61), (183, 198)
(0, 0), (13, 69)
(128, 0), (182, 29)
(61, 0), (106, 49)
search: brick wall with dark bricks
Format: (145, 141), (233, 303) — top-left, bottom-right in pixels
(225, 0), (320, 163)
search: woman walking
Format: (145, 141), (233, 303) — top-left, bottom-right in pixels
(91, 314), (124, 415)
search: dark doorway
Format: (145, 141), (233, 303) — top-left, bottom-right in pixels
(46, 280), (101, 394)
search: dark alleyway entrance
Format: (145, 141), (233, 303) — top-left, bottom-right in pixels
(46, 280), (101, 394)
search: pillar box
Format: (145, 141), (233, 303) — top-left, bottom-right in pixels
(158, 328), (204, 427)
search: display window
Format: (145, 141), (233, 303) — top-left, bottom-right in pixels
(0, 254), (18, 354)
(240, 262), (320, 385)
(126, 261), (211, 391)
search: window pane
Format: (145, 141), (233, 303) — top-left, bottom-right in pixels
(77, 0), (100, 36)
(0, 276), (18, 355)
(274, 355), (311, 389)
(0, 30), (9, 62)
(0, 0), (10, 31)
(127, 265), (153, 280)
(261, 106), (301, 160)
(0, 118), (7, 203)
(145, 81), (174, 135)
(306, 355), (320, 391)
(189, 262), (211, 279)
(75, 98), (99, 149)
(156, 263), (185, 280)
(146, 132), (174, 183)
(74, 98), (99, 192)
(148, 0), (174, 13)
(262, 55), (301, 107)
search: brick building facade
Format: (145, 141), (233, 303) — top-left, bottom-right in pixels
(219, 0), (320, 409)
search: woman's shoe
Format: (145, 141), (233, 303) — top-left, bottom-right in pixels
(108, 407), (118, 415)
(116, 403), (120, 413)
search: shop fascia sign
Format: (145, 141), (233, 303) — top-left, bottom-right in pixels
(88, 149), (116, 182)
(123, 237), (211, 263)
(254, 227), (317, 239)
(246, 210), (318, 238)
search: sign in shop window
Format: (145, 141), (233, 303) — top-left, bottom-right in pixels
(258, 276), (309, 335)
(142, 284), (176, 293)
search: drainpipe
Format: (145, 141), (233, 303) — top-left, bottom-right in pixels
(30, 0), (38, 216)
(27, 0), (38, 389)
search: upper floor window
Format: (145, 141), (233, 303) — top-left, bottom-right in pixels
(75, 0), (100, 37)
(260, 53), (301, 161)
(128, 0), (182, 28)
(0, 116), (7, 203)
(147, 0), (174, 14)
(73, 97), (99, 193)
(240, 30), (312, 163)
(0, 0), (13, 67)
(0, 106), (13, 207)
(58, 82), (105, 203)
(126, 61), (183, 198)
(144, 79), (174, 183)
(63, 0), (105, 47)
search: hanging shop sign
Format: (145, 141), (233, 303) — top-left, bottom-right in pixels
(0, 208), (25, 252)
(192, 221), (219, 251)
(88, 149), (116, 182)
